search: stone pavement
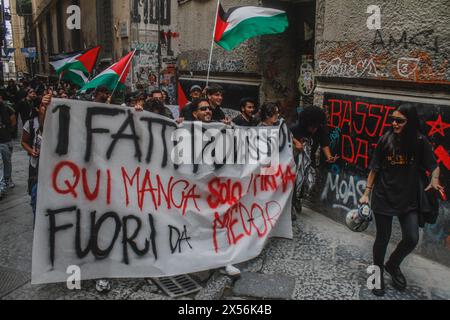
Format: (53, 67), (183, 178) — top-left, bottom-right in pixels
(1, 138), (450, 300)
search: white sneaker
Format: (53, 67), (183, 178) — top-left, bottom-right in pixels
(95, 279), (111, 293)
(221, 265), (241, 277)
(0, 182), (7, 199)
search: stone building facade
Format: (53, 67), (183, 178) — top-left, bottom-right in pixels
(30, 0), (131, 76)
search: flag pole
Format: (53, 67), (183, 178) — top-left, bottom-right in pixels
(57, 72), (63, 90)
(206, 0), (221, 89)
(110, 49), (137, 101)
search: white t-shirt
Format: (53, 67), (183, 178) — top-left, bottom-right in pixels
(23, 117), (42, 168)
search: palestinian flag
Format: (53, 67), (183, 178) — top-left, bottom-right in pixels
(80, 50), (136, 93)
(214, 4), (288, 51)
(178, 83), (189, 110)
(50, 46), (101, 87)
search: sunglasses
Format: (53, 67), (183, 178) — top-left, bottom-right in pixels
(390, 116), (407, 124)
(199, 106), (212, 112)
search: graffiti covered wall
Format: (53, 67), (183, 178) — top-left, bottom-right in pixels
(177, 0), (260, 76)
(309, 93), (450, 266)
(315, 0), (450, 84)
(131, 0), (178, 104)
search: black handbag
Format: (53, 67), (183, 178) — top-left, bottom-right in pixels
(417, 171), (440, 228)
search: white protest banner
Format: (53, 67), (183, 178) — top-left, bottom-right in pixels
(32, 99), (295, 284)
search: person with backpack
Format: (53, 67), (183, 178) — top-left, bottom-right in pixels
(290, 107), (338, 214)
(21, 93), (53, 222)
(359, 104), (443, 297)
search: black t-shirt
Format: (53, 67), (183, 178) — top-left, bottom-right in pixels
(291, 124), (330, 159)
(0, 103), (13, 143)
(232, 114), (258, 127)
(370, 133), (438, 216)
(181, 103), (195, 121)
(17, 98), (34, 120)
(211, 106), (226, 122)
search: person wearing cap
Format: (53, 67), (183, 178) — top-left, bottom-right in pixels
(180, 85), (204, 121)
(189, 85), (203, 101)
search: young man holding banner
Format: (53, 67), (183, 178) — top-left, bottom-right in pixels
(21, 93), (53, 223)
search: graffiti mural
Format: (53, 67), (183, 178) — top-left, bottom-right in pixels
(317, 41), (449, 84)
(310, 93), (450, 263)
(131, 1), (179, 104)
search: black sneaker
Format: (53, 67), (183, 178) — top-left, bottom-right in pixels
(385, 263), (407, 291)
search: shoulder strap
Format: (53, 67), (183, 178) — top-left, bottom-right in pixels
(29, 118), (36, 149)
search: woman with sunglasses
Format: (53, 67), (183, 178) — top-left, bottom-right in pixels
(359, 104), (443, 297)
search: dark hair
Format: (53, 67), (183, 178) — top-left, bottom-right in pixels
(380, 103), (422, 164)
(260, 102), (280, 121)
(384, 103), (421, 162)
(95, 86), (110, 95)
(207, 85), (224, 96)
(144, 99), (165, 113)
(299, 106), (327, 129)
(150, 90), (163, 97)
(191, 98), (211, 112)
(161, 89), (170, 103)
(240, 98), (257, 111)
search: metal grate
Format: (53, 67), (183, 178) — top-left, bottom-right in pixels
(0, 266), (30, 298)
(152, 275), (202, 298)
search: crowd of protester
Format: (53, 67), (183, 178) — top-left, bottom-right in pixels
(1, 76), (442, 297)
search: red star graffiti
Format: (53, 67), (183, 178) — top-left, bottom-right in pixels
(426, 115), (450, 137)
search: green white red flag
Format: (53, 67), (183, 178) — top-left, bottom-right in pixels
(214, 3), (289, 51)
(79, 50), (136, 93)
(49, 46), (101, 87)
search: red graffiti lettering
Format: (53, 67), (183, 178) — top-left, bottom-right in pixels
(212, 201), (282, 253)
(340, 100), (353, 133)
(354, 102), (368, 135)
(355, 138), (370, 168)
(81, 168), (101, 201)
(121, 167), (200, 216)
(341, 134), (355, 164)
(366, 104), (383, 137)
(52, 161), (80, 198)
(106, 170), (111, 205)
(328, 99), (342, 128)
(52, 161), (112, 204)
(207, 178), (243, 209)
(435, 146), (450, 170)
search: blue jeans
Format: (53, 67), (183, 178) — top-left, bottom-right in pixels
(0, 143), (12, 180)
